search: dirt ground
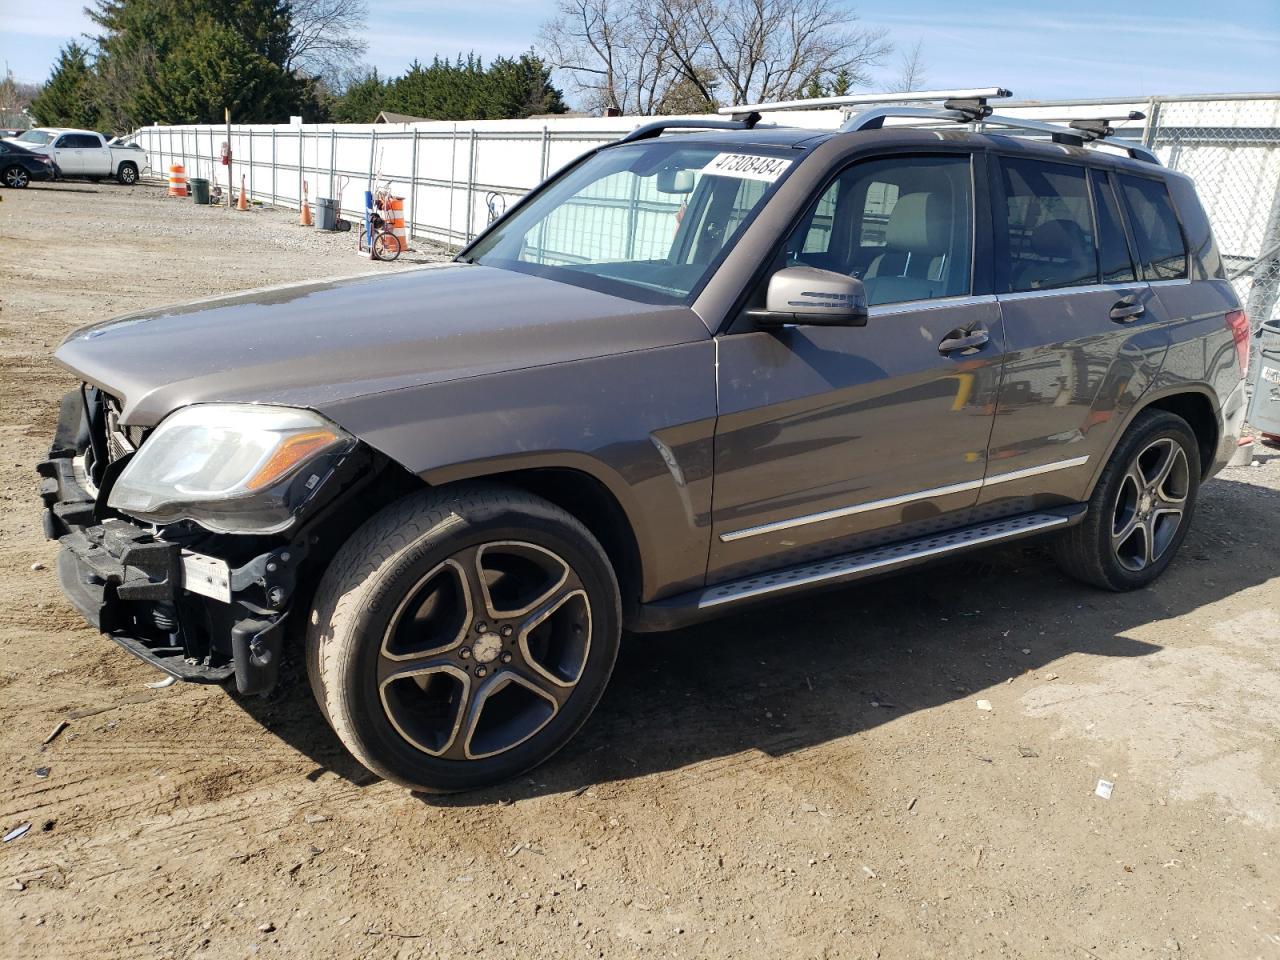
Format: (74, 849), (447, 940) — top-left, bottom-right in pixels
(1, 180), (1277, 960)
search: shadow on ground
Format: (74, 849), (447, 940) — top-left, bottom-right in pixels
(231, 473), (1280, 802)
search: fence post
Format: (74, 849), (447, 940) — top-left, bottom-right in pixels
(540, 126), (550, 179)
(248, 128), (254, 201)
(447, 124), (458, 245)
(408, 128), (419, 243)
(464, 128), (477, 242)
(270, 129), (276, 204)
(329, 127), (336, 200)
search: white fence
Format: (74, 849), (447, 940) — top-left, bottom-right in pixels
(128, 93), (1280, 322)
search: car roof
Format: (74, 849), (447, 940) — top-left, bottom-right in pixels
(659, 123), (1167, 177)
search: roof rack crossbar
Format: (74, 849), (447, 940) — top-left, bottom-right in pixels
(621, 114), (762, 143)
(841, 105), (1159, 164)
(715, 87), (1011, 116)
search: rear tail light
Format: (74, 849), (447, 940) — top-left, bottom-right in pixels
(1225, 309), (1250, 376)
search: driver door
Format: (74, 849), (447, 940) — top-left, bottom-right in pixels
(709, 151), (1004, 582)
(51, 134), (83, 174)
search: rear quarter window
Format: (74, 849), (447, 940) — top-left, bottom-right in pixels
(1118, 174), (1188, 280)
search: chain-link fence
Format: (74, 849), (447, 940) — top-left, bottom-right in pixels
(1142, 94), (1280, 328)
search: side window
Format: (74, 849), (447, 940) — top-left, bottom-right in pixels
(1118, 174), (1188, 280)
(75, 134), (101, 148)
(786, 154), (972, 306)
(1000, 158), (1097, 292)
(53, 135), (74, 148)
(1091, 170), (1137, 283)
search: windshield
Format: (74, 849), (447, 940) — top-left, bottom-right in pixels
(17, 130), (53, 145)
(467, 140), (796, 304)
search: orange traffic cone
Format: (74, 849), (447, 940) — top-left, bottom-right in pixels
(299, 179), (313, 226)
(237, 175), (248, 211)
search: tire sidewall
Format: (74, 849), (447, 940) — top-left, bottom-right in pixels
(1093, 413), (1201, 588)
(317, 495), (620, 792)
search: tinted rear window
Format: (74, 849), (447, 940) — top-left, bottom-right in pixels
(1091, 170), (1136, 283)
(1000, 158), (1097, 292)
(1118, 174), (1188, 280)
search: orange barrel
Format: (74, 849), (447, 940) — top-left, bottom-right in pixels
(383, 196), (406, 250)
(167, 164), (188, 198)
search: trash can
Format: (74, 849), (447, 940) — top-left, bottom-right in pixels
(1247, 318), (1280, 444)
(189, 177), (210, 205)
(316, 197), (338, 231)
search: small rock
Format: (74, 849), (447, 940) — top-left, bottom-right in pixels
(31, 562), (46, 572)
(258, 922), (275, 933)
(8, 880), (25, 891)
(303, 813), (329, 824)
(800, 801), (818, 813)
(34, 768), (50, 779)
(1021, 648), (1031, 655)
(1042, 672), (1059, 681)
(1017, 746), (1039, 758)
(976, 699), (993, 711)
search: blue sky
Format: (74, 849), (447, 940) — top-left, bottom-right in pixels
(2, 0), (1277, 102)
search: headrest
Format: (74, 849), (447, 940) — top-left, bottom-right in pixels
(885, 193), (949, 255)
(1030, 218), (1090, 260)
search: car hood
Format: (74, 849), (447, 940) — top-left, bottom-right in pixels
(55, 263), (710, 426)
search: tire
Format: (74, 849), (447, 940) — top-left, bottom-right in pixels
(307, 484), (621, 792)
(2, 165), (30, 189)
(1052, 409), (1201, 590)
(116, 162), (138, 185)
(372, 230), (401, 261)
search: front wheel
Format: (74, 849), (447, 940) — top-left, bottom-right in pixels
(372, 229), (401, 261)
(2, 165), (30, 188)
(1052, 410), (1200, 590)
(307, 485), (621, 792)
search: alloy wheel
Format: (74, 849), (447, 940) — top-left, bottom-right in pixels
(377, 541), (592, 761)
(1111, 437), (1189, 572)
(4, 167), (29, 188)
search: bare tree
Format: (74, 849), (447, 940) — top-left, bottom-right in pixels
(538, 0), (678, 115)
(889, 39), (927, 93)
(288, 0), (369, 83)
(540, 0), (890, 115)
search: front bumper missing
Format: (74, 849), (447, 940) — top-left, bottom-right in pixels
(37, 394), (291, 694)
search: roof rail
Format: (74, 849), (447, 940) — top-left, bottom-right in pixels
(621, 114), (762, 143)
(715, 87), (1012, 117)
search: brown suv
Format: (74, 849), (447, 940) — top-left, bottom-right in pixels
(38, 90), (1251, 792)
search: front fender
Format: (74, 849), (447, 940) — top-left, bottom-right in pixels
(316, 341), (718, 601)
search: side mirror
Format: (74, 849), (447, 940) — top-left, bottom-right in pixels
(750, 266), (869, 328)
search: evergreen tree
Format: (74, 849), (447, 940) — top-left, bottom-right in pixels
(30, 43), (99, 128)
(331, 68), (386, 123)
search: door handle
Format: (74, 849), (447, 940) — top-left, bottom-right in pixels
(938, 326), (990, 354)
(1110, 297), (1145, 323)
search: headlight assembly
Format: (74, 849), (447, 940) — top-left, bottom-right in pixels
(107, 404), (356, 534)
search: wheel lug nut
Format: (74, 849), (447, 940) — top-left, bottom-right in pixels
(475, 666), (488, 678)
(476, 622), (488, 633)
(501, 653), (512, 663)
(501, 625), (513, 637)
(460, 647), (471, 659)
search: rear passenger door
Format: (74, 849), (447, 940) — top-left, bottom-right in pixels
(979, 157), (1171, 514)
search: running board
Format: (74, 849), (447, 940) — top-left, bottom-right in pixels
(630, 506), (1085, 632)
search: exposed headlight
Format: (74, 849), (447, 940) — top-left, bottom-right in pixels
(107, 404), (356, 534)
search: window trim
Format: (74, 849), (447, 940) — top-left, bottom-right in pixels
(1114, 171), (1192, 282)
(725, 148), (982, 333)
(1088, 167), (1141, 286)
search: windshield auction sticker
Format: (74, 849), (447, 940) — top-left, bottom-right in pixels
(702, 153), (792, 183)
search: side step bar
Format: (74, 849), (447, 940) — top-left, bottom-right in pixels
(630, 506), (1085, 632)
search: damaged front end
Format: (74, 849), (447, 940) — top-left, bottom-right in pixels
(38, 388), (372, 694)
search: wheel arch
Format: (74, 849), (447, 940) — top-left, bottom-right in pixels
(1088, 385), (1220, 494)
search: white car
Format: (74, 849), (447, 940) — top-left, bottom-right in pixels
(6, 127), (148, 184)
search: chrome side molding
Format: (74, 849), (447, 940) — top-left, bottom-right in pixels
(721, 455), (1089, 543)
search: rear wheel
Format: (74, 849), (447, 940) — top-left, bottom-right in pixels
(116, 162), (138, 185)
(2, 165), (30, 188)
(1053, 410), (1200, 590)
(307, 485), (621, 792)
(372, 229), (401, 261)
